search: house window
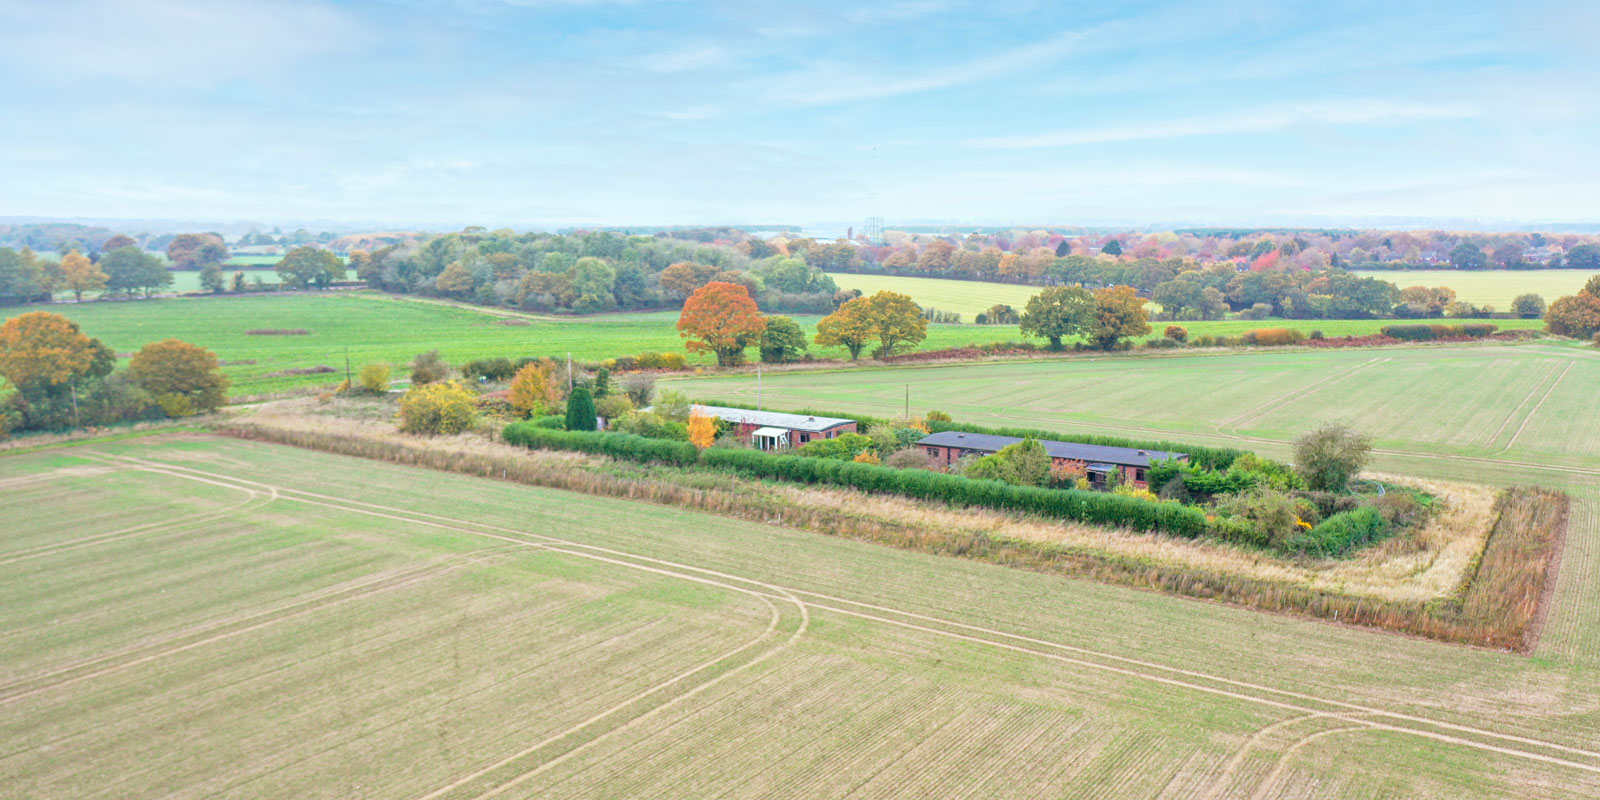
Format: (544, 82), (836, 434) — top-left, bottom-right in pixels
(1135, 468), (1147, 483)
(926, 447), (938, 457)
(800, 433), (810, 443)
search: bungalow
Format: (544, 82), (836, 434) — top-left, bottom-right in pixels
(915, 431), (1187, 489)
(692, 405), (857, 451)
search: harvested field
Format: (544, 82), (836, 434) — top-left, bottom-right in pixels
(3, 436), (1598, 798)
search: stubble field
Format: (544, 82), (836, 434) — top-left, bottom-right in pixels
(5, 434), (1600, 798)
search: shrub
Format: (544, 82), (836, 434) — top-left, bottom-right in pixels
(1308, 329), (1324, 340)
(509, 360), (561, 417)
(1288, 507), (1390, 557)
(410, 350), (450, 385)
(1459, 323), (1497, 338)
(595, 393), (634, 420)
(460, 357), (516, 381)
(533, 415), (565, 429)
(885, 447), (935, 470)
(1512, 293), (1546, 318)
(1216, 488), (1305, 548)
(1239, 302), (1274, 320)
(398, 381), (476, 434)
(565, 387), (597, 431)
(798, 432), (873, 460)
(358, 363), (391, 394)
(659, 352), (688, 370)
(1242, 328), (1305, 347)
(1164, 325), (1187, 342)
(621, 373), (656, 407)
(925, 410), (951, 423)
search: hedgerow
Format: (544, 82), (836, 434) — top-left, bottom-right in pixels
(1287, 507), (1391, 557)
(503, 422), (699, 466)
(502, 423), (1211, 537)
(1380, 323), (1498, 341)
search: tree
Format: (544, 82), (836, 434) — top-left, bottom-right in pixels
(1293, 424), (1372, 493)
(1055, 239), (1071, 257)
(1087, 285), (1151, 350)
(100, 234), (137, 252)
(1448, 242), (1488, 271)
(564, 386), (597, 431)
(814, 297), (875, 360)
(1565, 243), (1600, 270)
(677, 281), (766, 366)
(1545, 291), (1600, 339)
(275, 245), (343, 289)
(1019, 286), (1094, 349)
(759, 315), (808, 363)
(659, 261), (720, 298)
(166, 233), (229, 270)
(509, 360), (561, 416)
(0, 247), (46, 305)
(398, 381), (476, 434)
(57, 251), (106, 301)
(858, 290), (926, 358)
(963, 438), (1051, 487)
(127, 339), (229, 416)
(1101, 239), (1123, 256)
(0, 311), (115, 428)
(687, 409), (716, 449)
(200, 263), (225, 293)
(100, 246), (171, 297)
(1511, 293), (1546, 318)
(434, 261), (474, 296)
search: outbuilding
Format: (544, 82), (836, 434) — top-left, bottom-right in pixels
(915, 431), (1187, 489)
(692, 405), (857, 450)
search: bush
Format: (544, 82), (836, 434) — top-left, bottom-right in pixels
(1164, 325), (1187, 342)
(358, 363), (391, 394)
(1512, 293), (1546, 318)
(885, 447), (935, 470)
(460, 357), (516, 381)
(621, 373), (656, 407)
(1288, 507), (1390, 557)
(533, 415), (565, 429)
(1293, 424), (1373, 493)
(1379, 323), (1497, 341)
(398, 381), (476, 434)
(1239, 303), (1274, 320)
(925, 410), (951, 423)
(1241, 328), (1305, 347)
(1308, 329), (1324, 340)
(659, 352), (688, 370)
(410, 350), (450, 385)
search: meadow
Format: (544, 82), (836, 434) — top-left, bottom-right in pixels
(832, 270), (1596, 321)
(166, 267), (358, 293)
(5, 432), (1600, 797)
(32, 293), (1545, 396)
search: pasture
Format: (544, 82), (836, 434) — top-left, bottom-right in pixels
(5, 433), (1600, 797)
(1352, 269), (1595, 309)
(32, 293), (1544, 396)
(827, 273), (1039, 320)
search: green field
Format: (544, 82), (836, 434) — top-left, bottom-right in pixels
(833, 270), (1597, 321)
(1353, 269), (1595, 309)
(828, 273), (1040, 320)
(28, 293), (1546, 396)
(5, 384), (1600, 796)
(166, 268), (359, 293)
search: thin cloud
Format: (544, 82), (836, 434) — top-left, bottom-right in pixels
(969, 101), (1482, 148)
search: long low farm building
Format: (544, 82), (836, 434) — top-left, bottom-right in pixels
(916, 431), (1187, 489)
(692, 405), (857, 450)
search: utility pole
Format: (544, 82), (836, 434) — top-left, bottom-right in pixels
(344, 346), (352, 388)
(567, 352), (573, 390)
(70, 379), (81, 429)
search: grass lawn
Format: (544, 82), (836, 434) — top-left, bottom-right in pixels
(27, 292), (1546, 396)
(3, 433), (1598, 797)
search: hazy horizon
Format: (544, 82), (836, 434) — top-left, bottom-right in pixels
(4, 1), (1598, 226)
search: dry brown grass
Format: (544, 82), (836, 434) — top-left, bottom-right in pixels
(217, 401), (1564, 647)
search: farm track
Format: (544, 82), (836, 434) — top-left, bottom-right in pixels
(88, 451), (1600, 783)
(1502, 361), (1573, 453)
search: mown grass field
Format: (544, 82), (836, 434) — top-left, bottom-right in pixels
(29, 293), (1545, 396)
(5, 432), (1600, 797)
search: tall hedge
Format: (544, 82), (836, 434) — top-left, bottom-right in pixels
(503, 423), (1212, 538)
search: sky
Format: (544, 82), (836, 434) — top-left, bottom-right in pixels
(1, 0), (1597, 230)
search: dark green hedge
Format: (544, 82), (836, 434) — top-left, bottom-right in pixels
(503, 422), (1211, 538)
(1380, 323), (1498, 341)
(503, 423), (699, 466)
(1287, 507), (1390, 557)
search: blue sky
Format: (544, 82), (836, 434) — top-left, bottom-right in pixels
(1, 0), (1597, 229)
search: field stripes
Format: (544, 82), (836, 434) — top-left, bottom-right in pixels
(1534, 496), (1599, 664)
(91, 451), (1600, 785)
(0, 480), (272, 566)
(1216, 357), (1387, 433)
(1501, 362), (1573, 453)
(1483, 360), (1565, 451)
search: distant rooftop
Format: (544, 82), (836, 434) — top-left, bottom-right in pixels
(693, 405), (855, 433)
(916, 431), (1186, 468)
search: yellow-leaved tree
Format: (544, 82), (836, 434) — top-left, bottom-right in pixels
(57, 251), (107, 302)
(687, 408), (717, 449)
(509, 359), (562, 417)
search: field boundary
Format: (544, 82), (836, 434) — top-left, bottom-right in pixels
(85, 446), (1600, 779)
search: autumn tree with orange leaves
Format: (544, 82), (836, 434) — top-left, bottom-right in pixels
(677, 281), (765, 366)
(1088, 285), (1151, 350)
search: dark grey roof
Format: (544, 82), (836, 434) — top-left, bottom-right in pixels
(693, 405), (855, 433)
(915, 431), (1186, 468)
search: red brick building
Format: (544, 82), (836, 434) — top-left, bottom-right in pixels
(915, 431), (1187, 489)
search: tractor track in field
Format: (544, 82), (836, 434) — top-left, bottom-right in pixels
(1502, 361), (1572, 453)
(92, 454), (811, 800)
(90, 452), (1600, 783)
